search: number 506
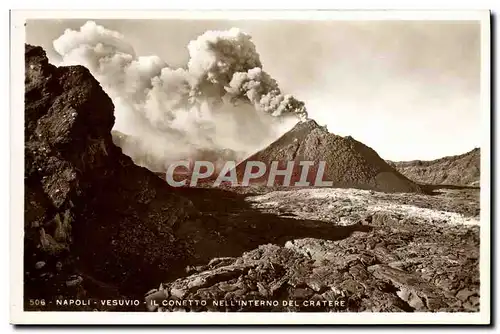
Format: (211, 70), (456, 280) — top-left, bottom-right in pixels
(29, 299), (46, 306)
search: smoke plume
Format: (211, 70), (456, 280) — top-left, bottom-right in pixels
(53, 21), (307, 171)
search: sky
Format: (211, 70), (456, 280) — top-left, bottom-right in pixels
(25, 19), (481, 161)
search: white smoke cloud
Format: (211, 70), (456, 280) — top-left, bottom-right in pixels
(53, 21), (306, 172)
(226, 67), (307, 117)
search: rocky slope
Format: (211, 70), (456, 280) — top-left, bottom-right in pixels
(235, 120), (422, 193)
(24, 44), (210, 310)
(388, 148), (480, 187)
(147, 187), (480, 312)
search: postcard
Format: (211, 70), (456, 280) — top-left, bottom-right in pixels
(10, 9), (491, 325)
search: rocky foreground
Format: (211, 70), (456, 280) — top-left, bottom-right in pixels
(24, 44), (480, 313)
(148, 186), (480, 312)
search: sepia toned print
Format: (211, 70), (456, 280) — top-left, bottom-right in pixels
(11, 10), (491, 325)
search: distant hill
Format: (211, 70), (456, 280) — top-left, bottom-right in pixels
(388, 148), (480, 187)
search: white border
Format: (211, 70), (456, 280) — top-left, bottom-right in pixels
(10, 9), (489, 20)
(10, 9), (491, 325)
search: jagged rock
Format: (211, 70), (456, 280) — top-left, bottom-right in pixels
(24, 44), (202, 309)
(34, 261), (46, 270)
(367, 264), (456, 311)
(65, 276), (83, 287)
(456, 288), (477, 302)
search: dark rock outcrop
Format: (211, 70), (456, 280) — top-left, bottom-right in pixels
(388, 148), (480, 187)
(24, 44), (201, 309)
(235, 120), (422, 193)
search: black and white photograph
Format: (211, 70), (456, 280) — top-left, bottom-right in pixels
(9, 10), (491, 325)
